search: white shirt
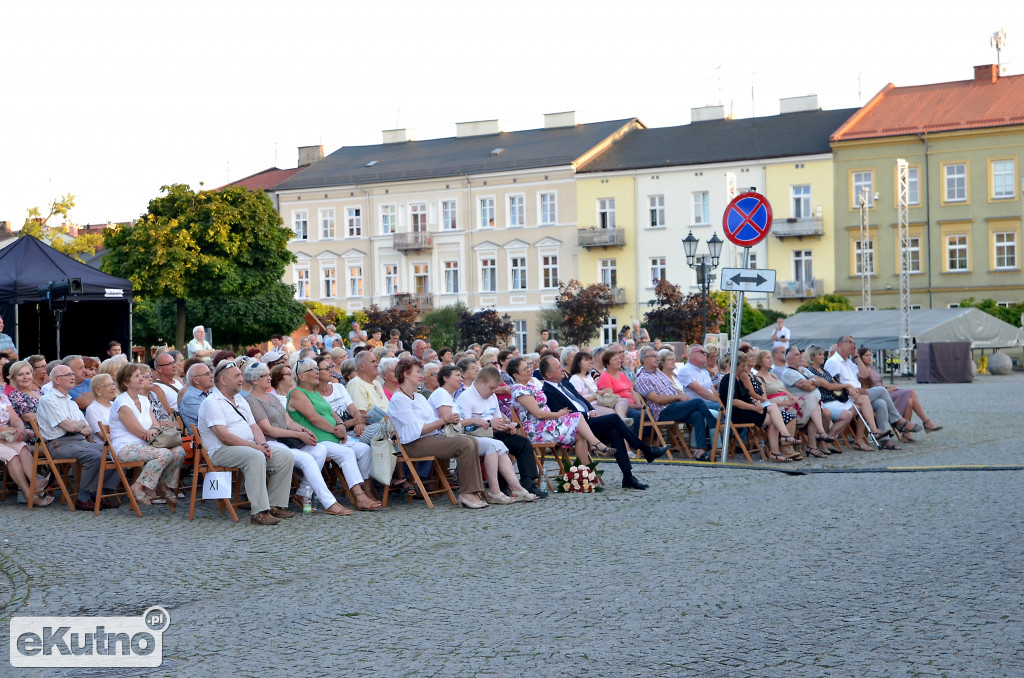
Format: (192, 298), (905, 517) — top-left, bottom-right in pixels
(387, 390), (440, 445)
(824, 353), (861, 389)
(154, 379), (183, 412)
(321, 383), (354, 419)
(427, 388), (456, 415)
(187, 337), (212, 359)
(109, 392), (153, 452)
(36, 389), (85, 441)
(676, 363), (712, 402)
(198, 388), (257, 455)
(544, 379), (587, 413)
(772, 326), (790, 349)
(770, 365), (788, 380)
(85, 400), (112, 434)
(456, 384), (501, 421)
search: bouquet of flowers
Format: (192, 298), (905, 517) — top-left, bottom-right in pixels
(555, 457), (604, 493)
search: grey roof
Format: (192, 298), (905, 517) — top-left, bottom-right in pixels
(578, 108), (858, 173)
(274, 119), (639, 190)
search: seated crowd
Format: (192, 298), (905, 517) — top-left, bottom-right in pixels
(0, 323), (942, 522)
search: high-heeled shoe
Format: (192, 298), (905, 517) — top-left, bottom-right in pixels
(458, 495), (488, 509)
(486, 492), (515, 505)
(816, 433), (836, 443)
(511, 488), (538, 502)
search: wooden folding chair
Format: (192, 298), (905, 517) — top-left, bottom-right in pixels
(509, 409), (572, 492)
(26, 419), (81, 510)
(94, 422), (146, 517)
(637, 394), (689, 460)
(0, 461), (20, 502)
(187, 427), (243, 522)
(709, 393), (759, 463)
(381, 431), (456, 509)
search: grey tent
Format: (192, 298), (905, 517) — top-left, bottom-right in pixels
(741, 309), (1024, 351)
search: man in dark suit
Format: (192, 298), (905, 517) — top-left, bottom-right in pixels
(539, 356), (668, 490)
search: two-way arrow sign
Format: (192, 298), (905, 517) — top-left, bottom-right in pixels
(719, 267), (777, 293)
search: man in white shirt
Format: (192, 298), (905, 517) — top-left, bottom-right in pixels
(771, 317), (790, 351)
(198, 360), (295, 525)
(675, 345), (719, 410)
(187, 325), (213, 360)
(348, 321), (367, 349)
(824, 336), (903, 443)
(770, 344), (788, 379)
(153, 351), (184, 412)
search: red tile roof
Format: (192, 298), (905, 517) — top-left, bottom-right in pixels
(831, 66), (1024, 141)
(216, 166), (306, 192)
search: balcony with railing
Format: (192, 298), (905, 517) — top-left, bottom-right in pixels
(610, 287), (627, 304)
(772, 217), (824, 238)
(578, 228), (625, 248)
(393, 231), (433, 251)
(390, 293), (434, 311)
(776, 278), (823, 299)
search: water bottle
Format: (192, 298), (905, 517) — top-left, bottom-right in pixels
(303, 496), (312, 516)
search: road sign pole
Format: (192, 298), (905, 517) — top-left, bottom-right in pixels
(719, 248), (750, 463)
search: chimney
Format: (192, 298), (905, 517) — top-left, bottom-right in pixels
(297, 145), (324, 167)
(0, 220), (8, 236)
(974, 64), (998, 84)
(455, 119), (503, 138)
(382, 128), (417, 144)
(690, 105), (726, 122)
(544, 111), (577, 129)
(779, 94), (820, 114)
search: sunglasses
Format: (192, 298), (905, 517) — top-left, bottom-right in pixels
(213, 361), (237, 378)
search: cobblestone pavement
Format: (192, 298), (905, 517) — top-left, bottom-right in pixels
(2, 373), (1023, 677)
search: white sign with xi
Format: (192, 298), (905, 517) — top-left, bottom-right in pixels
(202, 471), (232, 499)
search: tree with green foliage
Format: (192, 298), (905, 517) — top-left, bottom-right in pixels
(457, 307), (514, 347)
(712, 291), (768, 337)
(958, 297), (1024, 328)
(537, 307), (563, 343)
(555, 280), (615, 347)
(103, 184), (296, 347)
(19, 194), (103, 261)
(795, 294), (855, 313)
(422, 304), (465, 350)
(760, 307), (788, 326)
(644, 280), (724, 343)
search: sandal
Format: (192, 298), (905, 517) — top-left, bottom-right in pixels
(816, 434), (836, 443)
(767, 452), (791, 463)
(879, 440), (902, 450)
(923, 420), (943, 432)
(852, 441), (873, 451)
(34, 493), (55, 507)
(325, 502), (353, 516)
(897, 421), (922, 433)
(780, 435), (799, 445)
(591, 443), (612, 455)
(131, 487), (152, 506)
(808, 447), (828, 458)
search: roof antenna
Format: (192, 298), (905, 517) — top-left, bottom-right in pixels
(991, 28), (1007, 70)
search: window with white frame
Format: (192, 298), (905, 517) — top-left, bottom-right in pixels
(384, 264), (399, 295)
(649, 195), (665, 227)
(509, 195), (525, 227)
(747, 252), (758, 269)
(905, 236), (922, 273)
(945, 163), (966, 202)
(793, 250), (812, 283)
(479, 197), (495, 228)
(650, 257), (666, 286)
(541, 254), (559, 289)
(601, 317), (618, 346)
(320, 208), (336, 239)
(348, 264), (363, 297)
(855, 239), (874, 274)
(539, 192), (557, 225)
(346, 207), (362, 237)
(441, 200), (457, 230)
(946, 234), (968, 271)
(853, 171), (874, 207)
(413, 263), (429, 294)
(597, 198), (615, 229)
(443, 260), (460, 294)
(380, 205), (397, 234)
(792, 185), (811, 218)
(295, 268), (309, 298)
(993, 160), (1016, 199)
(410, 202), (427, 232)
(947, 303), (960, 309)
(692, 191), (709, 225)
(995, 231), (1017, 269)
(908, 167), (920, 205)
(514, 320), (527, 351)
(510, 256), (527, 291)
(322, 265), (337, 298)
(292, 210), (308, 240)
(599, 259), (617, 287)
(480, 257), (497, 292)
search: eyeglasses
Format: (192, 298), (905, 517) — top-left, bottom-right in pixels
(299, 367), (320, 374)
(693, 349), (707, 355)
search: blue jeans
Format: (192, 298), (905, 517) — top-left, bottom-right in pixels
(657, 400), (717, 450)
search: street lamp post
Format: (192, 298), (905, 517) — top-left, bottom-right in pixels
(682, 231), (723, 344)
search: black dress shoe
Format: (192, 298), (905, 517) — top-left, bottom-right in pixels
(523, 483), (548, 499)
(622, 476), (648, 490)
(644, 445), (670, 463)
(74, 498), (97, 512)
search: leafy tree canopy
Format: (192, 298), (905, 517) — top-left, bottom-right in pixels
(457, 307), (514, 348)
(644, 280), (725, 343)
(422, 304), (464, 351)
(958, 297), (1024, 328)
(362, 301), (422, 348)
(555, 280), (615, 347)
(19, 194), (103, 261)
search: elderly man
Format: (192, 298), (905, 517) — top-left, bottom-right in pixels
(421, 348), (438, 364)
(348, 321), (368, 349)
(198, 360), (295, 525)
(419, 361), (440, 399)
(153, 351), (185, 412)
(825, 336), (906, 450)
(60, 355), (94, 410)
(187, 325), (214, 360)
(676, 345), (719, 411)
(634, 347), (718, 461)
(410, 339), (429, 360)
(770, 344), (788, 379)
(346, 351), (389, 441)
(539, 356), (668, 489)
(0, 316), (14, 354)
(36, 363), (121, 511)
(179, 362), (215, 432)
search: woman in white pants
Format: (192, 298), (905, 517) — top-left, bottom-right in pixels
(285, 359), (381, 511)
(243, 363), (350, 516)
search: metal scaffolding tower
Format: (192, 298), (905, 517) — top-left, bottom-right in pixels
(859, 186), (872, 310)
(896, 159), (912, 374)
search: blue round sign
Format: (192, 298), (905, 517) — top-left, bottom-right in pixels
(722, 192), (772, 247)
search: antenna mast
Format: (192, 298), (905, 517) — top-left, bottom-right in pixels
(991, 28), (1007, 68)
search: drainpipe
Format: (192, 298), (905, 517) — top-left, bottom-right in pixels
(918, 133), (933, 309)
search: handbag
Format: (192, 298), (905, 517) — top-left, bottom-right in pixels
(276, 436), (306, 449)
(150, 426), (182, 448)
(465, 425), (494, 438)
(596, 393), (622, 408)
(369, 419), (397, 485)
(443, 422), (463, 437)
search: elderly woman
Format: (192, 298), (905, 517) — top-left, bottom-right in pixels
(705, 344), (721, 387)
(271, 363), (295, 408)
(804, 347), (885, 451)
(138, 363), (175, 426)
(8, 361), (42, 423)
(559, 346), (578, 377)
(752, 351), (801, 458)
(856, 347), (941, 434)
(287, 358), (380, 510)
(508, 356), (612, 465)
(799, 346), (855, 450)
(109, 364), (185, 506)
(243, 362), (351, 516)
(378, 357), (400, 400)
(312, 354), (375, 442)
(85, 373), (119, 434)
(388, 357), (487, 509)
(718, 352), (795, 463)
(1, 388), (52, 505)
(569, 351), (627, 420)
(99, 354), (128, 378)
(595, 349), (642, 434)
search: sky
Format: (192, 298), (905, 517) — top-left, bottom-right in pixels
(0, 0), (1018, 228)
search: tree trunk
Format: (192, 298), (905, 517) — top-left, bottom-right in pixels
(175, 298), (187, 350)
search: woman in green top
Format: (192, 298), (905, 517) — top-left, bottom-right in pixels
(287, 358), (380, 510)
